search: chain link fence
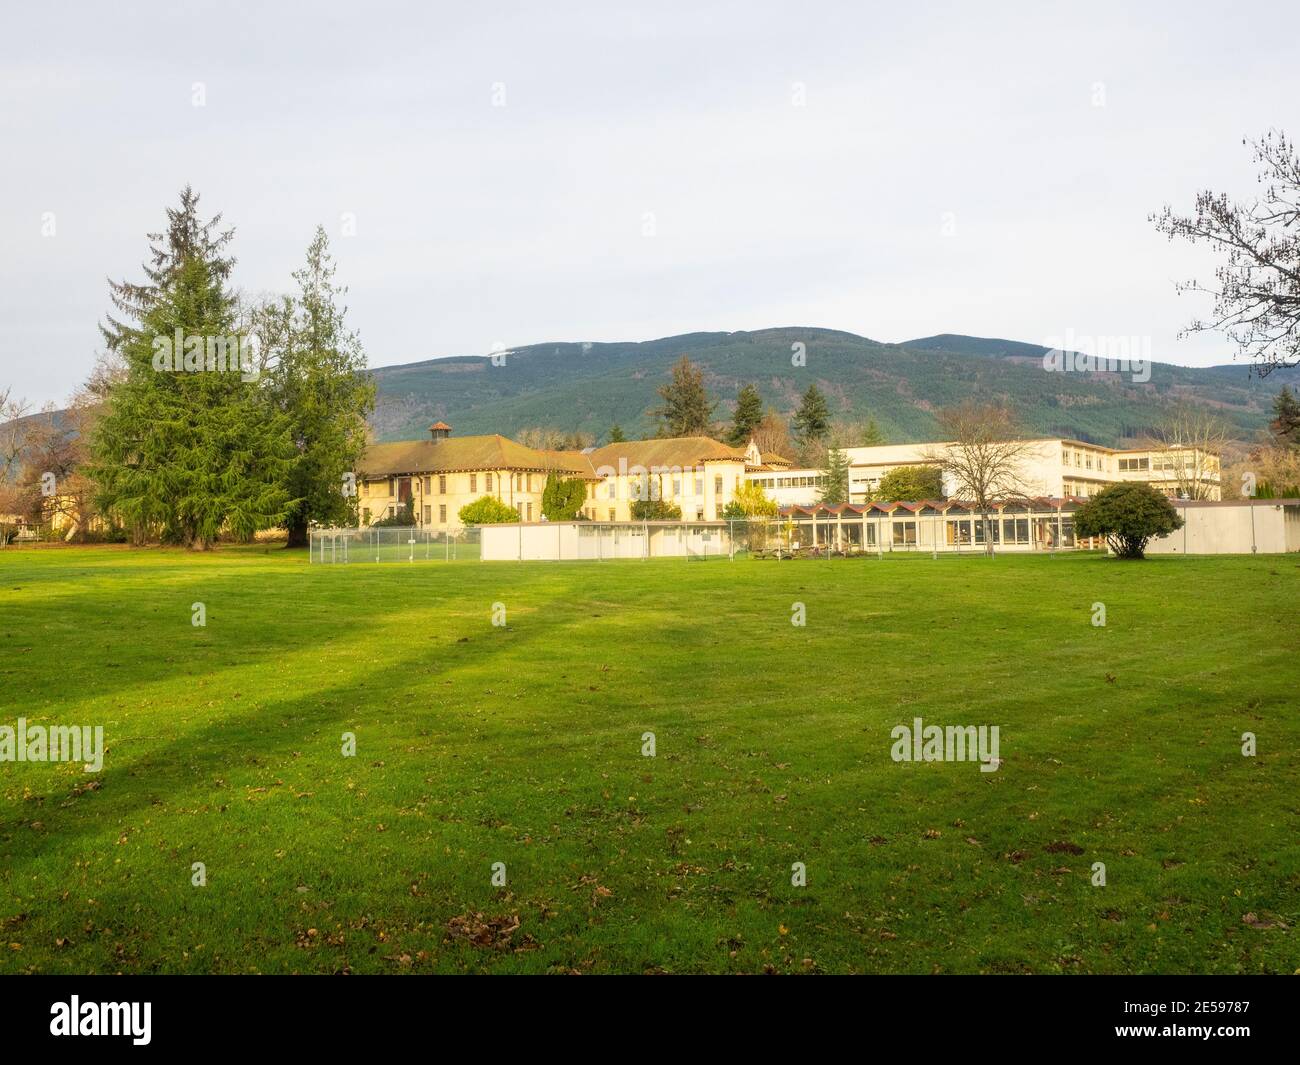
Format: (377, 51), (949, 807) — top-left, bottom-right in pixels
(309, 526), (481, 563)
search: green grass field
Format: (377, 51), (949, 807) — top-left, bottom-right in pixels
(1, 546), (1296, 974)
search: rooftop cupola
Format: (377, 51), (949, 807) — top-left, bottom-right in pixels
(429, 421), (451, 442)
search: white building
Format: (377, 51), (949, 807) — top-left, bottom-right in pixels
(747, 439), (1221, 506)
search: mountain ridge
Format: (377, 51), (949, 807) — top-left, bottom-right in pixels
(368, 328), (1298, 447)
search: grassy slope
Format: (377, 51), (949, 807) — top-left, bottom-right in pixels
(0, 546), (1296, 974)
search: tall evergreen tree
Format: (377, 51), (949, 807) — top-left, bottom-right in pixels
(1271, 385), (1300, 447)
(263, 226), (375, 547)
(792, 383), (831, 447)
(727, 383), (764, 446)
(607, 423), (627, 443)
(818, 446), (850, 504)
(651, 356), (716, 437)
(89, 199), (295, 549)
(101, 185), (236, 354)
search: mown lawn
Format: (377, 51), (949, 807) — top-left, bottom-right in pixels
(0, 545), (1296, 974)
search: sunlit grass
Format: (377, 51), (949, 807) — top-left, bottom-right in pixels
(0, 545), (1296, 973)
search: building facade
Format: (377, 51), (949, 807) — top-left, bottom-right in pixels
(357, 425), (597, 528)
(356, 426), (783, 530)
(748, 439), (1221, 506)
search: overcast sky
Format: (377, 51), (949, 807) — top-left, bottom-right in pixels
(2, 0), (1295, 407)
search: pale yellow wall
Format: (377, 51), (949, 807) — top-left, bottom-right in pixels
(359, 468), (561, 529)
(582, 460), (746, 521)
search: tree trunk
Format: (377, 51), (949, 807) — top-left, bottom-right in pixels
(286, 515), (309, 549)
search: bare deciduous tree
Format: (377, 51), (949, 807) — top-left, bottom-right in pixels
(1141, 406), (1229, 500)
(923, 402), (1037, 555)
(750, 410), (794, 461)
(1152, 131), (1300, 375)
(515, 426), (595, 452)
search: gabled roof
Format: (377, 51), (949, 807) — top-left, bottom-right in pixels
(586, 436), (748, 471)
(359, 435), (596, 477)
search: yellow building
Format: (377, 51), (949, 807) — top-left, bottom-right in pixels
(580, 437), (767, 522)
(357, 423), (596, 528)
(356, 425), (779, 529)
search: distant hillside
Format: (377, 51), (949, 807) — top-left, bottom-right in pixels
(369, 328), (1300, 447)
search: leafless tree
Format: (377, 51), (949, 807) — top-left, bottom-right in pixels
(1141, 406), (1230, 500)
(1152, 131), (1300, 375)
(515, 426), (596, 451)
(750, 410), (795, 461)
(923, 402), (1037, 555)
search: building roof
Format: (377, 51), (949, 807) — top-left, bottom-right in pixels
(359, 434), (595, 477)
(586, 436), (749, 471)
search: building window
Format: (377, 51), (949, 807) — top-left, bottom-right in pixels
(606, 478), (616, 499)
(694, 476), (704, 496)
(423, 476), (431, 494)
(485, 473), (493, 491)
(439, 475), (447, 494)
(892, 520), (917, 546)
(423, 505), (431, 524)
(608, 508), (616, 521)
(439, 504), (447, 523)
(527, 474), (533, 492)
(470, 473), (477, 492)
(363, 508), (371, 524)
(526, 502), (533, 521)
(715, 475), (723, 495)
(387, 505), (395, 518)
(673, 476), (682, 496)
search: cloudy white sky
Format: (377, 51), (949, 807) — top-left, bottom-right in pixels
(2, 0), (1295, 406)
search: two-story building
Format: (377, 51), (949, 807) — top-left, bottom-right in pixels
(355, 425), (786, 529)
(748, 438), (1221, 505)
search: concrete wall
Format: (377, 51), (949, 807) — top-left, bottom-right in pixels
(1146, 502), (1300, 555)
(481, 522), (733, 561)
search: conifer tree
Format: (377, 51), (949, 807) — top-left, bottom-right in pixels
(101, 185), (235, 354)
(262, 226), (375, 546)
(818, 446), (850, 504)
(1271, 385), (1300, 448)
(89, 198), (294, 548)
(651, 356), (716, 437)
(727, 383), (764, 446)
(792, 384), (831, 448)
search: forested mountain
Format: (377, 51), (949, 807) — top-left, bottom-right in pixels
(368, 327), (1299, 446)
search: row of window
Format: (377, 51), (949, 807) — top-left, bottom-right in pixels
(750, 475), (828, 489)
(367, 472), (537, 497)
(602, 475), (727, 500)
(884, 517), (1074, 547)
(1062, 449), (1109, 472)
